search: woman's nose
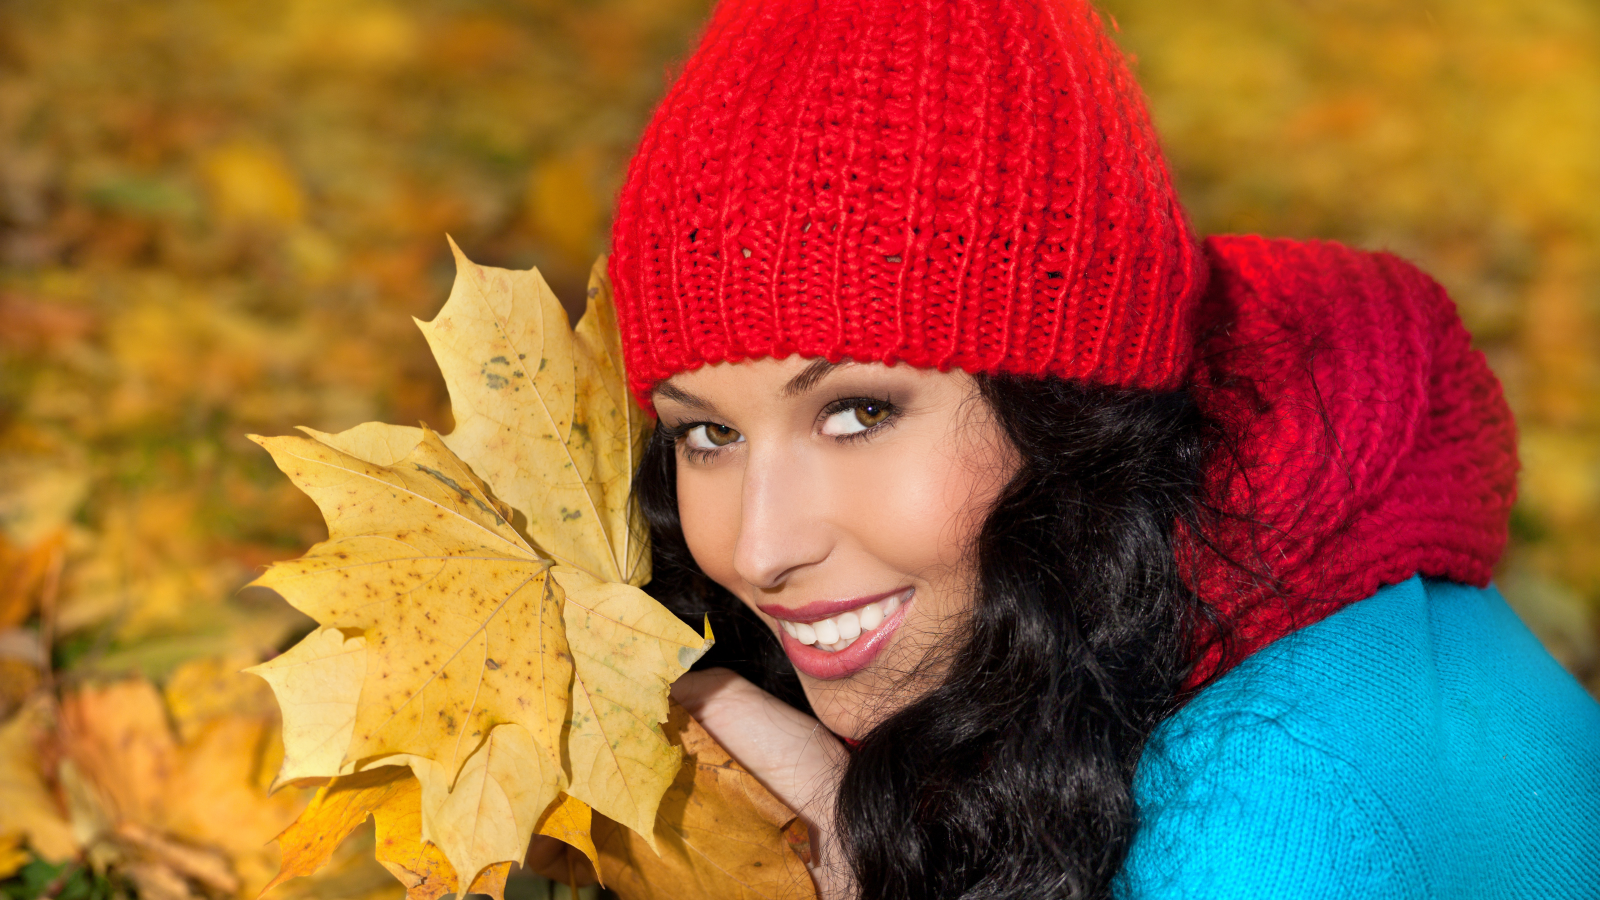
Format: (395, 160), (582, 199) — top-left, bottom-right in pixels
(732, 444), (831, 590)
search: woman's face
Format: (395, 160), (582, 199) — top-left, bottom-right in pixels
(652, 357), (1017, 739)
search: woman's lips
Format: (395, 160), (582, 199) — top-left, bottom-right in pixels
(762, 588), (913, 681)
(757, 586), (909, 624)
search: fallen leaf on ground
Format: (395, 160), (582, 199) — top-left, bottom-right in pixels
(0, 530), (64, 631)
(163, 652), (280, 741)
(55, 673), (303, 898)
(0, 832), (28, 881)
(0, 697), (78, 864)
(0, 459), (89, 549)
(0, 629), (47, 721)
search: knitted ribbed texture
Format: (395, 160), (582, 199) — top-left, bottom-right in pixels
(1185, 236), (1519, 681)
(608, 0), (1520, 681)
(610, 0), (1206, 404)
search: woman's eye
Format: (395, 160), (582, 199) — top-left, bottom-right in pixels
(685, 423), (743, 450)
(821, 401), (892, 436)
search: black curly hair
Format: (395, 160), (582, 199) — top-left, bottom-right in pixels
(634, 374), (1221, 900)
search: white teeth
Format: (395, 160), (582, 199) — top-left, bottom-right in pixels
(836, 611), (861, 641)
(858, 603), (883, 631)
(776, 589), (909, 653)
(813, 617), (840, 645)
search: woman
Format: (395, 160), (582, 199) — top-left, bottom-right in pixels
(603, 0), (1600, 896)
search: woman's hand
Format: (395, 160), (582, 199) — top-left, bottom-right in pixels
(671, 668), (853, 900)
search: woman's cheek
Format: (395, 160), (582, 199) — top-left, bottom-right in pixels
(834, 441), (987, 580)
(676, 464), (745, 591)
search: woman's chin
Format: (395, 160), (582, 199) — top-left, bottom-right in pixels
(803, 687), (870, 743)
(785, 598), (925, 741)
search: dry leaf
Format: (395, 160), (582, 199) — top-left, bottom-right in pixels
(556, 566), (711, 840)
(0, 630), (47, 721)
(0, 530), (64, 630)
(59, 680), (177, 831)
(249, 428), (571, 782)
(0, 697), (78, 863)
(52, 673), (303, 898)
(402, 723), (558, 888)
(266, 768), (412, 895)
(267, 765), (509, 900)
(246, 626), (367, 789)
(568, 255), (652, 587)
(418, 240), (647, 586)
(0, 459), (89, 550)
(0, 832), (29, 881)
(266, 827), (406, 900)
(164, 653), (280, 741)
(369, 772), (509, 900)
(532, 792), (599, 874)
(595, 702), (818, 900)
(251, 246), (709, 895)
(162, 717), (300, 893)
(115, 821), (239, 896)
(300, 423), (425, 469)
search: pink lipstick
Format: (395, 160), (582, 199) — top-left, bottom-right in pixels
(760, 587), (913, 680)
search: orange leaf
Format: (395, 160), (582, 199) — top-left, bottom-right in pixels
(267, 765), (511, 900)
(594, 702), (818, 900)
(533, 793), (599, 874)
(0, 530), (63, 631)
(370, 772), (509, 900)
(57, 673), (303, 897)
(265, 766), (411, 895)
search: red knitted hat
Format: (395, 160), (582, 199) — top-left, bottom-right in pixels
(610, 0), (1519, 679)
(609, 0), (1207, 404)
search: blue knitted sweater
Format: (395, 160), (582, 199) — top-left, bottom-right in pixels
(1117, 576), (1600, 898)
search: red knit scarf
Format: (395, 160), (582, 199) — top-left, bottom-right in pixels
(1182, 235), (1519, 685)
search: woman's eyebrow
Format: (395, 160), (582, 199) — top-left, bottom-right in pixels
(652, 381), (714, 412)
(654, 359), (850, 410)
(780, 359), (846, 398)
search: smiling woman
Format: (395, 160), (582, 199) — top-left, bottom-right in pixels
(637, 363), (1214, 897)
(602, 0), (1600, 897)
(651, 359), (1015, 734)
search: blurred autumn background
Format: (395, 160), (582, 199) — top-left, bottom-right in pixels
(0, 0), (1595, 897)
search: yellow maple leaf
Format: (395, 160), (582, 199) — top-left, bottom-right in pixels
(417, 243), (649, 587)
(248, 428), (571, 782)
(246, 626), (366, 789)
(555, 565), (711, 840)
(530, 793), (598, 873)
(250, 246), (709, 893)
(401, 723), (558, 887)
